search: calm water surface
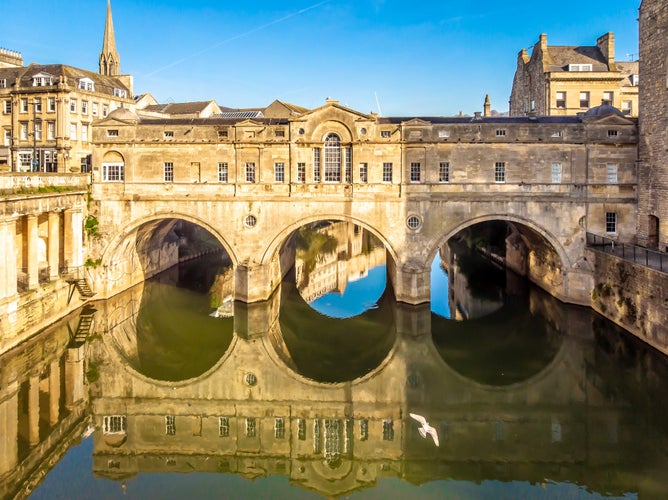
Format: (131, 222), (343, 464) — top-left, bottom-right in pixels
(3, 225), (668, 499)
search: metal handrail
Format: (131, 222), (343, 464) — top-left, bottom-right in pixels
(586, 232), (668, 274)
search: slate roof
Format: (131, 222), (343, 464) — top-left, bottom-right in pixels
(142, 101), (214, 115)
(547, 45), (609, 71)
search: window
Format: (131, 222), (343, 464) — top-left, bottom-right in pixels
(382, 162), (393, 182)
(164, 130), (174, 138)
(274, 418), (285, 439)
(81, 155), (91, 173)
(313, 148), (321, 182)
(20, 98), (28, 113)
(274, 162), (285, 183)
(555, 91), (566, 109)
(113, 88), (127, 98)
(3, 129), (10, 147)
(47, 121), (55, 140)
(164, 162), (174, 182)
(439, 162), (450, 183)
(438, 129), (450, 138)
(3, 100), (10, 114)
(19, 152), (32, 170)
(631, 74), (639, 86)
(297, 162), (306, 183)
(495, 129), (506, 137)
(102, 162), (124, 181)
(219, 417), (230, 437)
(298, 419), (306, 440)
(494, 161), (506, 183)
(218, 162), (228, 182)
(48, 97), (56, 112)
(245, 163), (256, 183)
(103, 104), (109, 117)
(165, 415), (176, 435)
(579, 91), (590, 108)
(0, 78), (5, 88)
(275, 129), (285, 138)
(32, 74), (53, 86)
(602, 91), (614, 106)
(381, 130), (391, 138)
(324, 133), (341, 182)
(621, 100), (632, 115)
(81, 124), (88, 142)
(606, 164), (618, 183)
(344, 148), (352, 183)
(245, 418), (257, 437)
(359, 163), (368, 183)
(44, 151), (57, 172)
(244, 215), (257, 228)
(20, 122), (28, 140)
(569, 63), (593, 71)
(218, 129), (228, 139)
(92, 102), (98, 116)
(551, 163), (562, 183)
(382, 419), (394, 441)
(107, 129), (119, 137)
(70, 99), (77, 113)
(103, 416), (127, 434)
(33, 98), (42, 113)
(607, 129), (618, 137)
(551, 130), (564, 138)
(359, 419), (368, 441)
(410, 162), (421, 182)
(606, 212), (617, 233)
(81, 100), (88, 114)
(407, 215), (421, 230)
(34, 121), (42, 140)
(78, 78), (94, 91)
(70, 123), (77, 141)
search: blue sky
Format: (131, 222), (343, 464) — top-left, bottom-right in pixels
(2, 0), (639, 116)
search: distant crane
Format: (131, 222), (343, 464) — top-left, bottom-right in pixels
(374, 91), (383, 117)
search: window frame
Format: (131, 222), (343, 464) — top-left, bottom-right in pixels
(274, 162), (285, 183)
(410, 162), (421, 182)
(494, 161), (506, 183)
(382, 162), (393, 183)
(218, 162), (228, 183)
(439, 161), (450, 183)
(164, 161), (174, 182)
(245, 162), (256, 183)
(605, 212), (617, 234)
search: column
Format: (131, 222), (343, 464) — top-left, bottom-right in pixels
(64, 345), (85, 409)
(48, 359), (61, 426)
(63, 208), (83, 272)
(28, 374), (40, 446)
(386, 258), (430, 305)
(234, 261), (282, 303)
(47, 211), (60, 280)
(24, 214), (39, 288)
(0, 386), (19, 475)
(0, 217), (18, 299)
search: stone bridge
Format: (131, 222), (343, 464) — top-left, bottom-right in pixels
(89, 101), (638, 305)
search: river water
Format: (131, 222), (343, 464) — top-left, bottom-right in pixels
(3, 223), (668, 499)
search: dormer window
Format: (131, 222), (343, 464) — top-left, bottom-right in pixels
(78, 78), (95, 92)
(0, 79), (6, 88)
(568, 64), (593, 72)
(113, 88), (127, 98)
(631, 74), (639, 86)
(32, 73), (53, 86)
(164, 131), (174, 138)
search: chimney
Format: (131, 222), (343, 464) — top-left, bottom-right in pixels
(0, 47), (23, 68)
(596, 32), (616, 70)
(483, 94), (491, 117)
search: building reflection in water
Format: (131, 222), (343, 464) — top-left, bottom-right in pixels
(2, 239), (668, 499)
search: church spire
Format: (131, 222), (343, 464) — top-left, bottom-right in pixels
(99, 0), (120, 76)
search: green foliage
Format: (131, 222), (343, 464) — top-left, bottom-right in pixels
(85, 258), (101, 268)
(84, 215), (100, 238)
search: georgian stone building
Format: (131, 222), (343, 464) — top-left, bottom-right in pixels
(0, 1), (133, 172)
(509, 32), (639, 117)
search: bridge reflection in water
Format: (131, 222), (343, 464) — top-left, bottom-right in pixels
(2, 227), (668, 499)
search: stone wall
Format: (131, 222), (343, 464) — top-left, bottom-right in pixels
(589, 249), (668, 355)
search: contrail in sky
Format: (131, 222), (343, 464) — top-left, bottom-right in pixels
(143, 0), (331, 77)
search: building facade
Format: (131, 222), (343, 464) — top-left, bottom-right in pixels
(509, 33), (639, 118)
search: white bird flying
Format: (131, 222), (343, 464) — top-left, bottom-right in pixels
(409, 413), (439, 446)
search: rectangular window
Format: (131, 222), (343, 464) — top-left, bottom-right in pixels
(382, 419), (394, 441)
(3, 129), (10, 147)
(245, 162), (256, 183)
(48, 97), (56, 112)
(275, 129), (285, 138)
(3, 100), (10, 114)
(274, 418), (285, 439)
(81, 124), (88, 142)
(410, 162), (421, 182)
(495, 129), (506, 137)
(382, 162), (393, 183)
(439, 162), (450, 183)
(607, 129), (618, 137)
(218, 162), (228, 182)
(20, 122), (28, 140)
(359, 163), (368, 183)
(298, 419), (306, 440)
(579, 91), (590, 108)
(606, 212), (617, 233)
(107, 129), (119, 137)
(381, 130), (391, 138)
(92, 102), (98, 116)
(360, 419), (368, 441)
(70, 99), (77, 113)
(218, 129), (228, 139)
(81, 100), (88, 114)
(297, 162), (306, 183)
(165, 415), (176, 435)
(344, 148), (352, 183)
(631, 74), (639, 86)
(34, 121), (42, 140)
(18, 152), (32, 170)
(102, 162), (124, 181)
(606, 164), (618, 183)
(103, 416), (127, 434)
(103, 104), (109, 117)
(274, 162), (285, 183)
(569, 63), (593, 72)
(20, 98), (28, 113)
(245, 418), (256, 437)
(47, 121), (55, 140)
(313, 148), (321, 182)
(494, 161), (506, 183)
(621, 100), (632, 115)
(219, 417), (230, 437)
(551, 163), (562, 183)
(33, 98), (42, 113)
(602, 91), (614, 105)
(555, 91), (566, 109)
(113, 88), (127, 98)
(0, 78), (5, 88)
(164, 162), (174, 182)
(438, 129), (450, 138)
(164, 130), (174, 138)
(70, 123), (77, 141)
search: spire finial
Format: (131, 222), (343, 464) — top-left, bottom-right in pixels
(100, 0), (120, 76)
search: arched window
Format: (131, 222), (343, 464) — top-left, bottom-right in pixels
(324, 133), (341, 182)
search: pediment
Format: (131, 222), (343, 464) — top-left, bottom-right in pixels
(582, 113), (635, 126)
(235, 119), (265, 128)
(402, 118), (432, 127)
(297, 100), (372, 122)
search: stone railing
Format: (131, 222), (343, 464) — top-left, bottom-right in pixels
(0, 173), (90, 195)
